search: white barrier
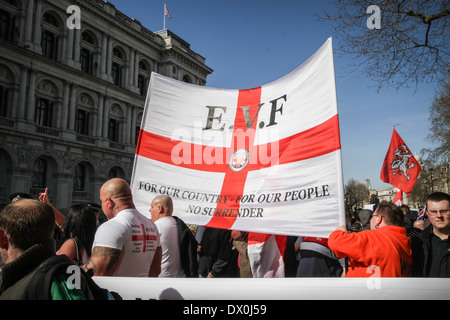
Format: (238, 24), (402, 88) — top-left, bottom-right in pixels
(93, 277), (450, 300)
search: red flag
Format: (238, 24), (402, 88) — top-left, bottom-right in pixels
(164, 5), (172, 20)
(393, 189), (402, 206)
(380, 129), (421, 194)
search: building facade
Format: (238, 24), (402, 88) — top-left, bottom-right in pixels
(0, 0), (213, 211)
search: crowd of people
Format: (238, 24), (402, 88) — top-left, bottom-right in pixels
(0, 177), (449, 299)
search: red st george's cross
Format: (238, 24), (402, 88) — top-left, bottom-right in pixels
(131, 224), (156, 253)
(135, 87), (341, 231)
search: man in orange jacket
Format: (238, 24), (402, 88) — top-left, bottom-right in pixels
(328, 201), (412, 277)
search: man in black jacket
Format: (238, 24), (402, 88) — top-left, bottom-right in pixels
(412, 192), (450, 277)
(198, 227), (237, 277)
(0, 199), (114, 299)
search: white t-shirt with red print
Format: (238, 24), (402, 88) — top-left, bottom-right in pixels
(92, 208), (160, 277)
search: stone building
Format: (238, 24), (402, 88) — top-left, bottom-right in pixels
(0, 0), (213, 211)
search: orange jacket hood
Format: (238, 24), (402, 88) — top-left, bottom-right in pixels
(328, 225), (412, 277)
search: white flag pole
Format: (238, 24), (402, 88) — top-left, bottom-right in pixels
(163, 3), (166, 30)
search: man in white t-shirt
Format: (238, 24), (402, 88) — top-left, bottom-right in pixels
(150, 195), (185, 277)
(84, 178), (161, 277)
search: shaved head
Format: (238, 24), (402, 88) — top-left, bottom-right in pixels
(99, 178), (134, 219)
(100, 178), (132, 202)
(149, 195), (173, 222)
(153, 195), (173, 214)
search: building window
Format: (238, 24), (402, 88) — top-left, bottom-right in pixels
(138, 74), (145, 95)
(80, 48), (92, 74)
(112, 47), (123, 59)
(32, 158), (47, 188)
(108, 118), (119, 142)
(0, 86), (9, 117)
(81, 31), (94, 44)
(75, 109), (90, 135)
(35, 98), (53, 127)
(0, 9), (11, 41)
(43, 12), (58, 27)
(135, 126), (140, 145)
(183, 74), (192, 83)
(41, 30), (57, 60)
(112, 63), (121, 86)
(111, 46), (125, 87)
(108, 166), (124, 179)
(137, 60), (150, 96)
(80, 31), (96, 75)
(41, 12), (60, 60)
(108, 167), (119, 179)
(73, 164), (86, 191)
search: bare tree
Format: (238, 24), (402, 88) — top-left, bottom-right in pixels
(410, 159), (449, 204)
(321, 0), (450, 89)
(345, 179), (370, 211)
(423, 76), (450, 162)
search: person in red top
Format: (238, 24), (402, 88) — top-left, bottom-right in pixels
(328, 201), (412, 277)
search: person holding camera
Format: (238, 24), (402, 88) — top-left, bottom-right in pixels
(328, 201), (412, 277)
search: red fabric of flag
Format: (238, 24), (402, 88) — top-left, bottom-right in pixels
(165, 7), (172, 20)
(393, 189), (402, 206)
(380, 129), (421, 194)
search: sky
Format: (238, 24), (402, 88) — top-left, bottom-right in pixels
(111, 0), (439, 190)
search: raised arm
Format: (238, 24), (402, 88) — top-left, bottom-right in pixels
(39, 188), (66, 229)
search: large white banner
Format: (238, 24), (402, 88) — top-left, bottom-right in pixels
(93, 277), (450, 300)
(131, 38), (345, 238)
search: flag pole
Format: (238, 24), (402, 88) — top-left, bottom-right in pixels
(163, 3), (166, 30)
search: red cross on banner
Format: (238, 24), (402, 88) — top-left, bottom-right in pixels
(135, 93), (341, 230)
(131, 38), (345, 238)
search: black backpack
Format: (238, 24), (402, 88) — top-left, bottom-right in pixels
(27, 255), (121, 300)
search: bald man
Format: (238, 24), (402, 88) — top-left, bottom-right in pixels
(84, 178), (161, 277)
(150, 195), (185, 277)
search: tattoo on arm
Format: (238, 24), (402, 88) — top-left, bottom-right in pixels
(82, 259), (96, 274)
(106, 249), (121, 272)
(90, 246), (122, 275)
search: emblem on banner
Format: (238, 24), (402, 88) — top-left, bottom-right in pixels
(390, 144), (415, 181)
(229, 149), (250, 172)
